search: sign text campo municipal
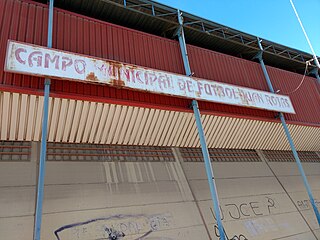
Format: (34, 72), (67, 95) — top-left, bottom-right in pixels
(5, 40), (295, 114)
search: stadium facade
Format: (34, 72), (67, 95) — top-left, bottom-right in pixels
(0, 0), (320, 239)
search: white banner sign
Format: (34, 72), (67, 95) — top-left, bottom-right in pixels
(5, 40), (295, 114)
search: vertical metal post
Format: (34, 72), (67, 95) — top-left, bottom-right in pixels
(309, 67), (320, 101)
(151, 4), (155, 16)
(33, 0), (54, 239)
(176, 10), (192, 76)
(316, 72), (320, 86)
(176, 10), (226, 240)
(191, 100), (226, 240)
(256, 38), (320, 226)
(310, 67), (320, 85)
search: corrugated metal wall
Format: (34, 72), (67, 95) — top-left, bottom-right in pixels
(2, 91), (320, 150)
(0, 0), (319, 125)
(267, 67), (320, 123)
(188, 45), (320, 124)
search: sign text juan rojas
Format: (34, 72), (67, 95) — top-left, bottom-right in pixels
(5, 40), (295, 114)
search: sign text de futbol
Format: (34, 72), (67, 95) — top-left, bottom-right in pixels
(5, 40), (295, 114)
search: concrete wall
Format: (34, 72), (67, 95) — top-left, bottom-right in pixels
(261, 151), (320, 240)
(178, 149), (320, 240)
(0, 143), (319, 240)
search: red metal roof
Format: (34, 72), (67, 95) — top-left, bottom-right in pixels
(188, 45), (320, 124)
(0, 0), (319, 126)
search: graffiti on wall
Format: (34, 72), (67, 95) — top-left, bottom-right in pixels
(54, 214), (173, 240)
(244, 217), (280, 237)
(209, 196), (279, 239)
(296, 198), (320, 210)
(214, 225), (248, 240)
(209, 196), (276, 221)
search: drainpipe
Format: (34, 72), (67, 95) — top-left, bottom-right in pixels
(176, 9), (226, 240)
(33, 0), (54, 239)
(255, 37), (320, 226)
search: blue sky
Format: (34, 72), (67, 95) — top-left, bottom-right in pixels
(155, 0), (320, 56)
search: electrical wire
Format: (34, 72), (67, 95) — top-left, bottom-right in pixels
(277, 60), (310, 95)
(289, 0), (320, 68)
(277, 1), (319, 95)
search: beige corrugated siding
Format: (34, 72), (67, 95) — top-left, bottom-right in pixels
(1, 91), (320, 151)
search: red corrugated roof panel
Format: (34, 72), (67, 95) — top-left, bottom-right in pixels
(187, 44), (320, 125)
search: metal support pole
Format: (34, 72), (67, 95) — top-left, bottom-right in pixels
(310, 67), (320, 85)
(192, 100), (226, 240)
(33, 0), (54, 239)
(309, 67), (320, 96)
(151, 4), (155, 16)
(176, 10), (192, 76)
(315, 73), (320, 86)
(176, 10), (226, 240)
(256, 38), (320, 226)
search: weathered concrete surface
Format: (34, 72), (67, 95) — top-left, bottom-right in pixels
(0, 145), (319, 239)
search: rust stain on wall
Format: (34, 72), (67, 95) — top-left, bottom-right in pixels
(111, 79), (125, 87)
(86, 72), (99, 82)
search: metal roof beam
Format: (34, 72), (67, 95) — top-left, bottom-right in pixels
(205, 27), (227, 34)
(125, 2), (155, 15)
(292, 54), (302, 61)
(277, 49), (289, 55)
(155, 12), (177, 17)
(102, 0), (178, 21)
(101, 0), (317, 69)
(126, 3), (152, 7)
(245, 39), (258, 46)
(31, 0), (318, 75)
(183, 20), (202, 26)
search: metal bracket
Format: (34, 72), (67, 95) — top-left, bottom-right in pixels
(309, 67), (319, 78)
(172, 9), (183, 38)
(172, 25), (182, 38)
(44, 78), (51, 85)
(252, 50), (263, 61)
